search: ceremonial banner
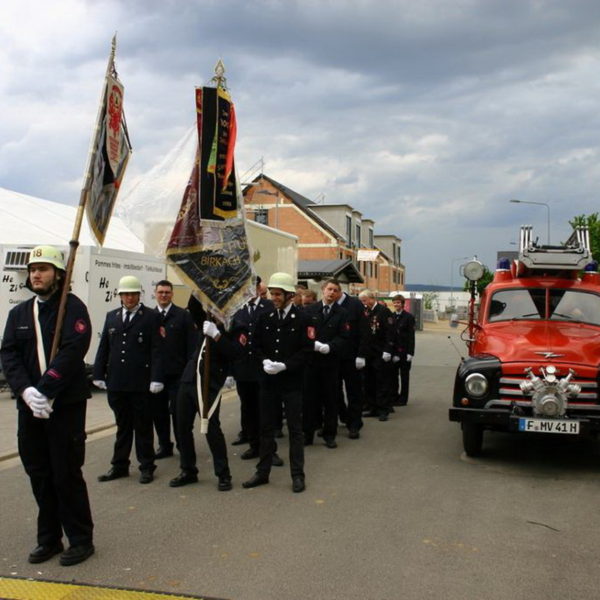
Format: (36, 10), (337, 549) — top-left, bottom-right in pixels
(166, 82), (253, 327)
(86, 72), (132, 246)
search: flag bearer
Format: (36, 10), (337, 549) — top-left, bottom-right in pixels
(0, 245), (95, 566)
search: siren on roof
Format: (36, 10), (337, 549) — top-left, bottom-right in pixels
(496, 257), (511, 271)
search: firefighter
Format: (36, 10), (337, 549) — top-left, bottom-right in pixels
(169, 296), (235, 491)
(242, 272), (313, 493)
(0, 245), (95, 566)
(332, 286), (367, 438)
(302, 279), (350, 448)
(229, 277), (283, 465)
(153, 280), (198, 458)
(357, 290), (395, 421)
(93, 275), (164, 484)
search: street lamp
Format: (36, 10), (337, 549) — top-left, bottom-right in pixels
(255, 189), (280, 228)
(509, 199), (551, 244)
(450, 256), (469, 309)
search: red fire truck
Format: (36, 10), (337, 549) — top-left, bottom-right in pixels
(449, 225), (600, 456)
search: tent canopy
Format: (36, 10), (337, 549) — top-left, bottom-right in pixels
(0, 187), (143, 252)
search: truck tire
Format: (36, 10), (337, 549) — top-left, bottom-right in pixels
(462, 423), (483, 457)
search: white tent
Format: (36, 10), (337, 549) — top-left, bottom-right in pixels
(0, 187), (143, 252)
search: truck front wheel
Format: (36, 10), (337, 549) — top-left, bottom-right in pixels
(462, 423), (483, 457)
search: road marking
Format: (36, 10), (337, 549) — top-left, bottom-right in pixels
(0, 576), (225, 599)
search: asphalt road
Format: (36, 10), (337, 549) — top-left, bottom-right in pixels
(1, 323), (600, 600)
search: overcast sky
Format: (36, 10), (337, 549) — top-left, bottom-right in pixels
(2, 0), (600, 285)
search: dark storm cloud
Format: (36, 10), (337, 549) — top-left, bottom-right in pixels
(2, 0), (600, 284)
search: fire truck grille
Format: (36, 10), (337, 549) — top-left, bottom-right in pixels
(497, 375), (599, 411)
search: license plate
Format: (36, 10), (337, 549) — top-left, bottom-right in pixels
(518, 418), (580, 435)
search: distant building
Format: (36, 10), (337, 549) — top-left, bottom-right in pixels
(243, 174), (405, 295)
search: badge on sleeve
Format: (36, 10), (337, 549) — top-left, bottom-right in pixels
(239, 333), (247, 346)
(74, 319), (88, 334)
(159, 326), (167, 338)
(307, 326), (316, 340)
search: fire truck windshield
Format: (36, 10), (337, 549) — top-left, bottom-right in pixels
(488, 288), (600, 326)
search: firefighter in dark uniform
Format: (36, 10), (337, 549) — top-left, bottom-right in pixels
(153, 279), (197, 458)
(303, 279), (350, 448)
(93, 275), (164, 484)
(388, 293), (416, 406)
(332, 287), (366, 439)
(357, 290), (395, 421)
(0, 245), (95, 566)
(230, 276), (283, 462)
(168, 296), (235, 491)
(242, 272), (313, 493)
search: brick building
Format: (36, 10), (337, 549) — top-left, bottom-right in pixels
(243, 174), (405, 295)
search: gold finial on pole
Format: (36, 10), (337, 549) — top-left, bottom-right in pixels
(211, 59), (227, 89)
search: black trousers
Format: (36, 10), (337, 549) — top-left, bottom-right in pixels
(392, 358), (412, 404)
(236, 379), (260, 451)
(175, 381), (230, 478)
(337, 357), (364, 431)
(364, 357), (395, 415)
(18, 401), (94, 547)
(303, 361), (340, 440)
(257, 378), (304, 479)
(107, 391), (155, 472)
(152, 375), (179, 450)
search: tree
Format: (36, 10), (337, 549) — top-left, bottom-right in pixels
(423, 291), (438, 310)
(569, 213), (600, 264)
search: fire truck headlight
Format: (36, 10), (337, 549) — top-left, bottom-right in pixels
(465, 373), (488, 398)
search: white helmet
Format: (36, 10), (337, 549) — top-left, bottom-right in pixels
(118, 275), (142, 294)
(267, 272), (296, 292)
(28, 245), (65, 271)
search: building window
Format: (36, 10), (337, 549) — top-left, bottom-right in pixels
(392, 244), (396, 264)
(368, 228), (374, 247)
(346, 215), (352, 244)
(255, 208), (268, 225)
(374, 263), (379, 278)
(355, 224), (361, 247)
(397, 246), (401, 265)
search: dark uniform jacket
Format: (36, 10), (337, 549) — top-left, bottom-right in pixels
(387, 310), (416, 357)
(357, 302), (394, 360)
(1, 292), (92, 407)
(156, 304), (197, 377)
(93, 304), (163, 392)
(181, 296), (241, 391)
(303, 301), (350, 364)
(253, 304), (313, 385)
(230, 298), (274, 382)
(337, 293), (365, 358)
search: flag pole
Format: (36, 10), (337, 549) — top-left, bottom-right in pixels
(199, 60), (226, 434)
(50, 35), (118, 361)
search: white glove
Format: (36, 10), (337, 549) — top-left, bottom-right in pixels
(93, 379), (107, 390)
(149, 381), (164, 394)
(392, 356), (400, 364)
(203, 321), (220, 340)
(22, 386), (53, 415)
(407, 354), (413, 362)
(265, 361), (286, 375)
(382, 352), (392, 362)
(33, 408), (52, 419)
(355, 357), (366, 370)
(314, 341), (330, 354)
